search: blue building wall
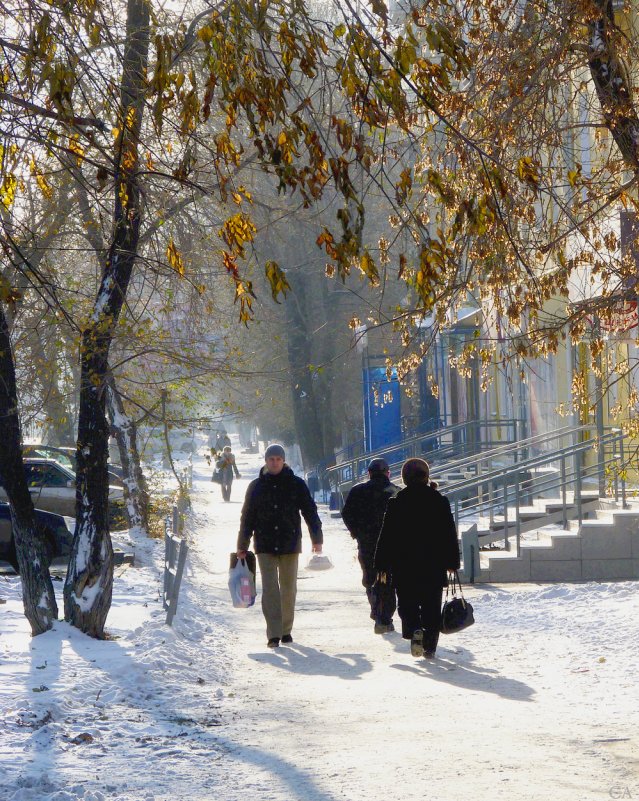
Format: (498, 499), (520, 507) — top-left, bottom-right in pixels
(363, 366), (402, 451)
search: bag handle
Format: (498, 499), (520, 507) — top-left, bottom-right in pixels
(446, 569), (465, 599)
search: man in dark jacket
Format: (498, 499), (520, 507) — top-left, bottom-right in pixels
(237, 444), (323, 648)
(375, 458), (460, 659)
(341, 458), (400, 634)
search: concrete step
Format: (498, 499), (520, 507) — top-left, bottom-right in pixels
(464, 506), (639, 583)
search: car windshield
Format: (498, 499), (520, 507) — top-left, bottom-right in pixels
(26, 447), (74, 470)
(52, 452), (74, 470)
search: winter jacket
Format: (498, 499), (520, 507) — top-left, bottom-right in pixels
(237, 465), (323, 555)
(341, 474), (400, 561)
(374, 483), (460, 590)
(216, 453), (240, 480)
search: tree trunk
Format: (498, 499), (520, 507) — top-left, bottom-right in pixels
(284, 290), (327, 469)
(106, 373), (150, 535)
(588, 0), (639, 172)
(63, 0), (150, 637)
(0, 304), (58, 635)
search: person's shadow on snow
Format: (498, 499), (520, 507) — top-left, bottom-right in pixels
(389, 644), (535, 701)
(248, 643), (372, 680)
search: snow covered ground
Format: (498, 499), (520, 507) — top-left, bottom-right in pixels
(1, 444), (638, 801)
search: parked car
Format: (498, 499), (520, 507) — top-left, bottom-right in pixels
(0, 502), (133, 573)
(22, 445), (125, 486)
(0, 458), (127, 529)
(0, 502), (74, 572)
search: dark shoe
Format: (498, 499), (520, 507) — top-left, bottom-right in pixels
(424, 650), (436, 659)
(410, 629), (424, 657)
(281, 634), (293, 644)
(374, 622), (395, 634)
(267, 638), (280, 648)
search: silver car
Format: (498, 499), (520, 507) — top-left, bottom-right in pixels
(0, 458), (126, 526)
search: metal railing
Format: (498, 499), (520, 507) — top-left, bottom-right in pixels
(331, 413), (452, 466)
(448, 425), (628, 562)
(163, 504), (188, 626)
(326, 417), (522, 496)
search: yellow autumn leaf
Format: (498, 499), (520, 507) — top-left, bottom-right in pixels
(166, 238), (185, 276)
(265, 260), (291, 302)
(517, 156), (539, 188)
(197, 26), (213, 43)
(1, 174), (18, 209)
(567, 163), (582, 187)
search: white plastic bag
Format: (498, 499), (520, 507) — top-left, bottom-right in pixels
(306, 553), (334, 571)
(228, 558), (257, 608)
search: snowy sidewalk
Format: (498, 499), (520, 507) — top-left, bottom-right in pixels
(1, 447), (638, 801)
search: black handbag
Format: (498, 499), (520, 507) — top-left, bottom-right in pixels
(440, 571), (475, 634)
(211, 469), (223, 484)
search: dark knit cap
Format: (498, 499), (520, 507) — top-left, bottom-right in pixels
(265, 444), (286, 460)
(367, 457), (390, 473)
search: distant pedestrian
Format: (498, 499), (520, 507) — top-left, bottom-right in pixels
(341, 458), (400, 634)
(237, 444), (323, 648)
(215, 429), (231, 450)
(216, 446), (241, 502)
(374, 458), (460, 659)
(306, 470), (320, 500)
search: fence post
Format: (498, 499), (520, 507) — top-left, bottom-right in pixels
(163, 516), (172, 604)
(514, 475), (521, 556)
(173, 504), (180, 536)
(163, 503), (189, 626)
(619, 431), (628, 509)
(166, 538), (188, 626)
(502, 470), (509, 551)
(576, 451), (583, 525)
(560, 454), (568, 529)
(461, 524), (480, 584)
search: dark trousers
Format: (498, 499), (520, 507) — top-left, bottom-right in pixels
(358, 551), (396, 625)
(396, 584), (443, 653)
(221, 479), (232, 501)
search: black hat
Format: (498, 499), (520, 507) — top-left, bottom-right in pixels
(265, 443), (286, 460)
(367, 457), (389, 473)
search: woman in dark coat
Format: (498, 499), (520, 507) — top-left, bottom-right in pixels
(374, 458), (460, 659)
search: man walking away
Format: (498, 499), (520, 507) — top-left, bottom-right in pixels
(237, 444), (323, 648)
(216, 445), (241, 502)
(341, 457), (400, 634)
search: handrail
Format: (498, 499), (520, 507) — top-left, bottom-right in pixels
(326, 417), (522, 491)
(428, 424), (582, 478)
(446, 429), (620, 498)
(437, 426), (620, 492)
(448, 427), (627, 557)
(332, 413), (452, 465)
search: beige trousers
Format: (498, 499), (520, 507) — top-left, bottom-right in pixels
(257, 553), (299, 640)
